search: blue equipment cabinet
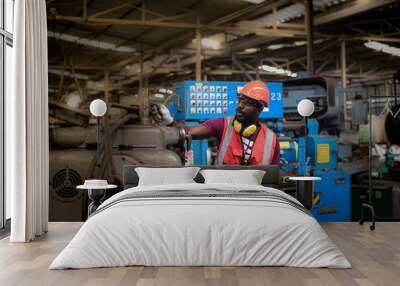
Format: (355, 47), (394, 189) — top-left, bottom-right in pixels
(295, 119), (351, 221)
(312, 170), (351, 222)
(171, 80), (283, 165)
(172, 81), (283, 121)
(306, 135), (337, 170)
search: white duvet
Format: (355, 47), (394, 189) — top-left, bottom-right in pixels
(50, 183), (351, 269)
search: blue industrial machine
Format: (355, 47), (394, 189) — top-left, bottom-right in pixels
(169, 78), (351, 222)
(171, 80), (283, 164)
(299, 119), (351, 221)
(279, 77), (351, 221)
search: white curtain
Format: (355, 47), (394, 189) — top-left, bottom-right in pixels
(8, 0), (49, 242)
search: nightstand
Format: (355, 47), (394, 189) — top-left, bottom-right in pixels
(288, 176), (321, 210)
(77, 180), (117, 216)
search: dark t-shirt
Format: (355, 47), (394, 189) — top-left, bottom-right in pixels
(202, 118), (281, 165)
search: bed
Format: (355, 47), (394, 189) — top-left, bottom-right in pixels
(50, 165), (351, 269)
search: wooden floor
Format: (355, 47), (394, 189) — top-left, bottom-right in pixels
(0, 222), (399, 286)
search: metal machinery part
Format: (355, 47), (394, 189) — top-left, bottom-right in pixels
(385, 104), (400, 145)
(304, 119), (350, 221)
(279, 77), (351, 222)
(280, 77), (340, 169)
(49, 85), (188, 221)
(49, 124), (186, 221)
(280, 119), (351, 222)
(283, 77), (340, 130)
(50, 125), (184, 150)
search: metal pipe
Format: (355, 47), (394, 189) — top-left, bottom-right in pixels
(281, 122), (304, 131)
(159, 126), (186, 146)
(96, 116), (101, 167)
(139, 45), (144, 89)
(195, 19), (202, 81)
(305, 0), (314, 75)
(394, 73), (398, 105)
(368, 88), (372, 205)
(341, 40), (347, 127)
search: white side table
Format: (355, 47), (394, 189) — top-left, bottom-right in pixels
(77, 184), (117, 216)
(288, 176), (321, 210)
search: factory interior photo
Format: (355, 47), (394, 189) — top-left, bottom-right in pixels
(1, 0), (400, 285)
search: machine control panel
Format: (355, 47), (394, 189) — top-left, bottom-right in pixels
(172, 81), (283, 121)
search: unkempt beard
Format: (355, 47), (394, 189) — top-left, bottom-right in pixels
(235, 111), (258, 127)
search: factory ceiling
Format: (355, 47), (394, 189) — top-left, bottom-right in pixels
(47, 0), (400, 98)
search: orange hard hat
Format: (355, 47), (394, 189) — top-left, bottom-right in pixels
(239, 80), (269, 107)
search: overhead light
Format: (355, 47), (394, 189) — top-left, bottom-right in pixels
(276, 68), (285, 74)
(294, 40), (306, 46)
(258, 65), (297, 77)
(48, 31), (135, 53)
(244, 48), (259, 53)
(242, 0), (265, 3)
(66, 93), (82, 108)
(364, 41), (400, 57)
(267, 44), (284, 50)
(158, 88), (173, 94)
(268, 38), (326, 51)
(153, 93), (165, 99)
(192, 38), (222, 50)
(238, 48), (260, 55)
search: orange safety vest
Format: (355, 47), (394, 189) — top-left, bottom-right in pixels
(216, 117), (277, 165)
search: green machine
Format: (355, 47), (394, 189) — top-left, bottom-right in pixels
(352, 180), (400, 221)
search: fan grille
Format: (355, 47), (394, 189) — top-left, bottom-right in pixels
(52, 168), (83, 201)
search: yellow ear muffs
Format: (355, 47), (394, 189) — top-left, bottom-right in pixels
(242, 124), (257, 137)
(233, 120), (257, 137)
(233, 120), (242, 134)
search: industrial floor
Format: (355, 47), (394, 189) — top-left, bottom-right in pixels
(0, 222), (399, 286)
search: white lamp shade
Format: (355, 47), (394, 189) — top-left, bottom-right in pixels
(90, 99), (107, 117)
(297, 99), (314, 117)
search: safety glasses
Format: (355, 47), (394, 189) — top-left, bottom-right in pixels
(237, 95), (261, 108)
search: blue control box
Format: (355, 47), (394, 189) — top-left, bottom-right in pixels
(312, 170), (351, 222)
(172, 81), (283, 121)
(306, 135), (337, 170)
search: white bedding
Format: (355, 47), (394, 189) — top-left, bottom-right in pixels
(50, 183), (351, 269)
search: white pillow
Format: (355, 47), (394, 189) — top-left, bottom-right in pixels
(135, 167), (200, 186)
(200, 169), (265, 185)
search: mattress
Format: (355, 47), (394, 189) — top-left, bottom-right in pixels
(50, 183), (351, 269)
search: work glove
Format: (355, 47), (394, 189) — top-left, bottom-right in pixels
(150, 103), (174, 126)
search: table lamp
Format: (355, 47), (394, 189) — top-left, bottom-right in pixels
(297, 98), (314, 134)
(293, 99), (318, 209)
(89, 99), (107, 167)
(297, 98), (314, 174)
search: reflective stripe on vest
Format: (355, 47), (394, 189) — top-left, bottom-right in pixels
(262, 127), (275, 165)
(216, 117), (234, 165)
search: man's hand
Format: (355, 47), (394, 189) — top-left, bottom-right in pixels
(150, 103), (174, 126)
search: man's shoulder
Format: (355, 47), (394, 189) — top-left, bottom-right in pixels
(202, 117), (225, 140)
(204, 117), (225, 124)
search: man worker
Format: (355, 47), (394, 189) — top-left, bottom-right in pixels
(152, 80), (280, 166)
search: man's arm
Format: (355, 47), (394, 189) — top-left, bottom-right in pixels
(151, 104), (221, 140)
(187, 125), (212, 140)
(170, 122), (211, 140)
